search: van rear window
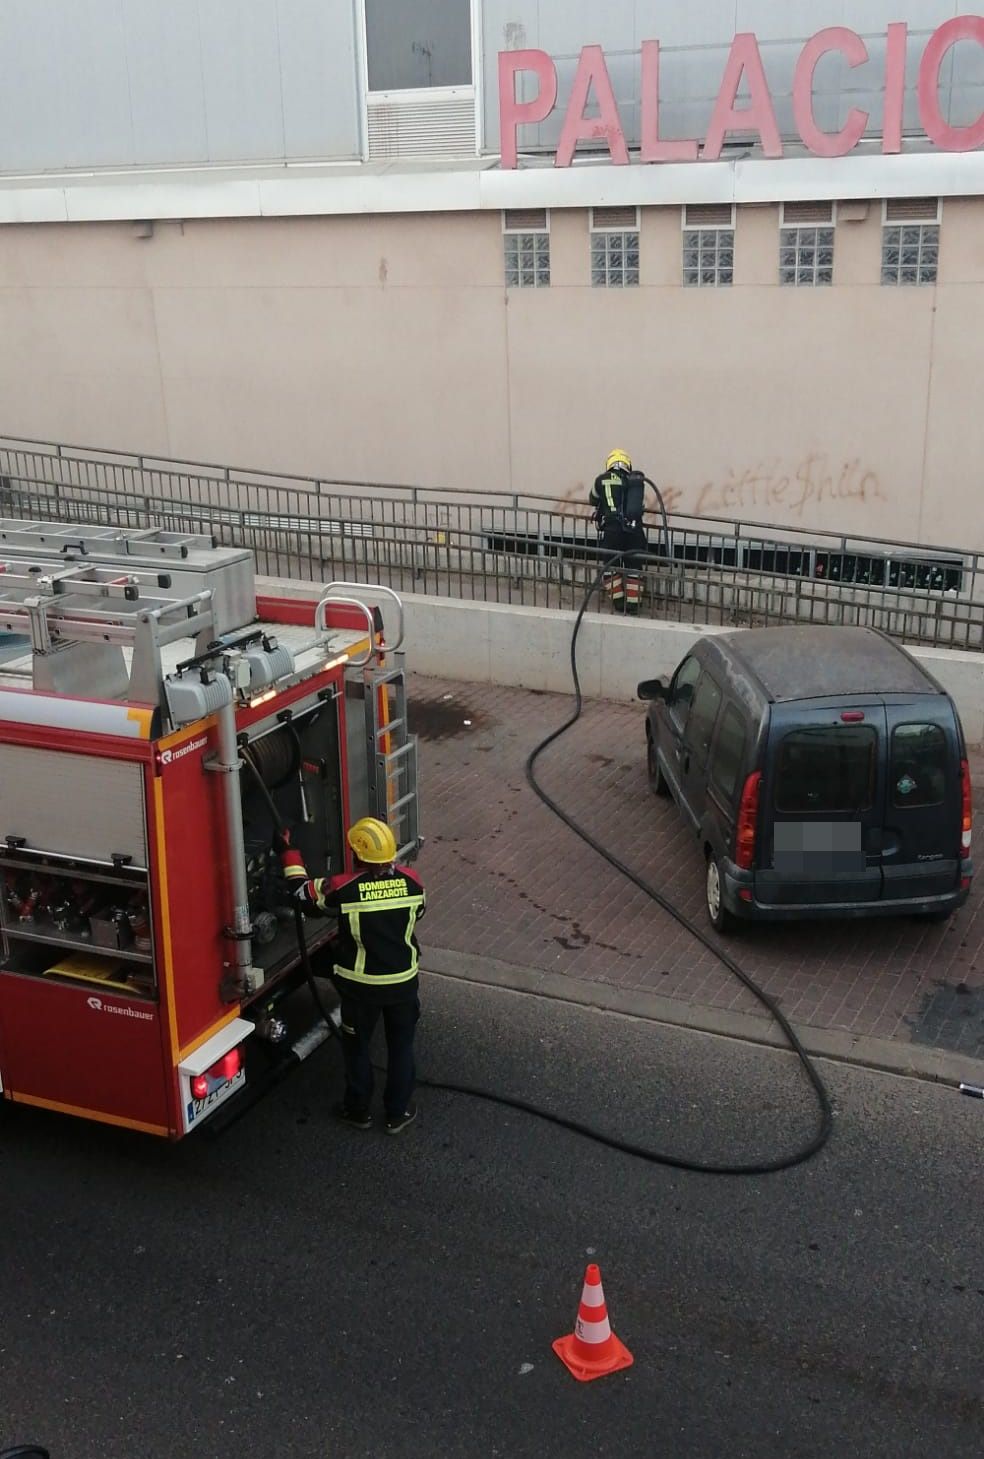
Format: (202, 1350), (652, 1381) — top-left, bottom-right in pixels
(775, 726), (876, 814)
(891, 723), (946, 807)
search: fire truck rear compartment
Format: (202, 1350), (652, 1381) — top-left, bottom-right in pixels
(238, 703), (344, 990)
(0, 523), (419, 1136)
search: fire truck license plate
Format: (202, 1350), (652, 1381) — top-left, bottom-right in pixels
(186, 1069), (246, 1129)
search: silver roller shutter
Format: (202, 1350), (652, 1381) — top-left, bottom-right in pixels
(0, 745), (148, 867)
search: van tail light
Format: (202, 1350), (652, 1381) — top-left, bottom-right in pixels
(960, 758), (972, 856)
(736, 771), (762, 871)
(190, 1073), (209, 1101)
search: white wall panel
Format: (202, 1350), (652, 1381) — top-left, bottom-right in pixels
(634, 1), (739, 49)
(53, 0), (135, 168)
(0, 0), (362, 174)
(537, 0), (638, 55)
(0, 0), (64, 172)
(198, 0), (285, 162)
(0, 0), (136, 171)
(840, 0), (958, 29)
(124, 0), (209, 166)
(277, 0), (361, 159)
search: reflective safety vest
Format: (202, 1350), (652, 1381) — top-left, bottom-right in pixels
(282, 851), (426, 997)
(590, 468), (646, 527)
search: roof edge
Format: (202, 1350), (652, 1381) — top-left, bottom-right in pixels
(0, 149), (982, 226)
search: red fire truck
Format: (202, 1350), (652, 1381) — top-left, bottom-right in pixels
(0, 518), (418, 1137)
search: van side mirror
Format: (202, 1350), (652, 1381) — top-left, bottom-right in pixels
(637, 678), (667, 702)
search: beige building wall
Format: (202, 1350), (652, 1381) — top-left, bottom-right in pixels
(0, 201), (982, 549)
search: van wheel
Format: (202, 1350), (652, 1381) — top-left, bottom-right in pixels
(918, 908), (952, 924)
(705, 852), (736, 934)
(647, 732), (670, 797)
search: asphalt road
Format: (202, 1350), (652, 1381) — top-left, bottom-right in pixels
(1, 973), (983, 1459)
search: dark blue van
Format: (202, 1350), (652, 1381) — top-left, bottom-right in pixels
(639, 626), (973, 931)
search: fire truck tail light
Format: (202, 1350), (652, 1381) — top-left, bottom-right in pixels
(215, 1047), (242, 1082)
(189, 1046), (243, 1102)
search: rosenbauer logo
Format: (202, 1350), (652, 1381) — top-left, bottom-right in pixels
(87, 995), (154, 1023)
(160, 735), (208, 766)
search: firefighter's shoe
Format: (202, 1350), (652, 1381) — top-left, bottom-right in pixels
(334, 1102), (372, 1131)
(385, 1103), (417, 1136)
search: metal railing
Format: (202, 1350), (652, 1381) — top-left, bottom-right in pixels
(2, 434), (983, 652)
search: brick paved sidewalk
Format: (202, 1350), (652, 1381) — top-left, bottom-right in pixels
(409, 674), (984, 1065)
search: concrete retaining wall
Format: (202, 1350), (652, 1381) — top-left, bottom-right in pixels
(258, 579), (984, 747)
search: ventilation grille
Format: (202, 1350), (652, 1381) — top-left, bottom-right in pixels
(367, 93), (476, 160)
(684, 203), (733, 227)
(782, 201), (835, 225)
(503, 208), (548, 231)
(591, 206), (639, 230)
(885, 196), (940, 222)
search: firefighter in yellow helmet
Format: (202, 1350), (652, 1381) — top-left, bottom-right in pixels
(589, 448), (650, 615)
(278, 815), (426, 1134)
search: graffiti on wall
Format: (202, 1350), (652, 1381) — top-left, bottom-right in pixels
(561, 451), (888, 522)
(685, 452), (887, 519)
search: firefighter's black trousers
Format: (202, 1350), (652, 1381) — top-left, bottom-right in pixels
(599, 521), (648, 612)
(339, 993), (420, 1118)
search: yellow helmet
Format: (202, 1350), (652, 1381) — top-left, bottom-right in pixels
(606, 448), (632, 472)
(347, 816), (398, 864)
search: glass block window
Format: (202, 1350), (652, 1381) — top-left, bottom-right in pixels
(590, 226), (640, 287)
(881, 222), (939, 285)
(682, 229), (734, 286)
(682, 204), (734, 287)
(504, 233), (550, 287)
(779, 226), (834, 286)
(503, 210), (550, 288)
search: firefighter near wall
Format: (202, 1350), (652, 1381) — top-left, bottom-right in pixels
(0, 519), (419, 1138)
(590, 449), (650, 615)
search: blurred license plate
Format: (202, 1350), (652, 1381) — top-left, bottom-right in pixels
(773, 821), (865, 876)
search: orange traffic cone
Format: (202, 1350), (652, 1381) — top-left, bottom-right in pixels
(552, 1263), (634, 1382)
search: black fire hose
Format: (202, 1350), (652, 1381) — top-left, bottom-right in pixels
(523, 553), (834, 1173)
(239, 585), (833, 1174)
(643, 475), (669, 555)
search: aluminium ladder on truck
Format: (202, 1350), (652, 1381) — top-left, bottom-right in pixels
(0, 516), (257, 639)
(0, 519), (419, 1138)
